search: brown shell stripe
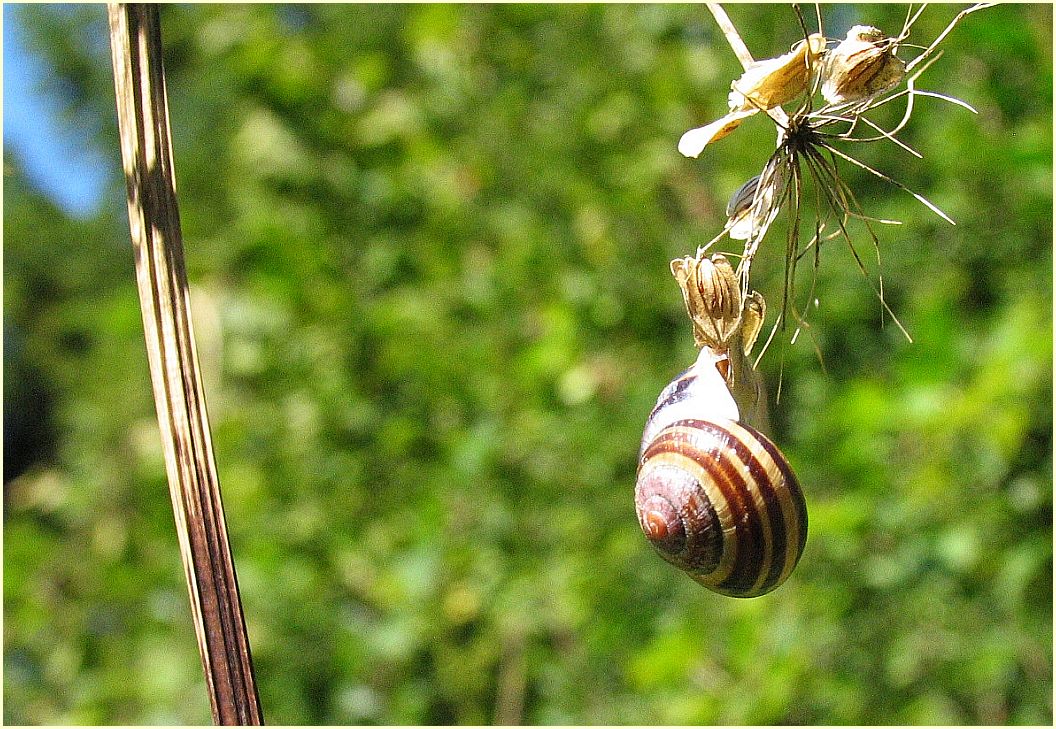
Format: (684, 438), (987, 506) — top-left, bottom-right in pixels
(641, 419), (800, 595)
(678, 419), (780, 594)
(641, 421), (768, 593)
(722, 419), (804, 592)
(742, 420), (807, 586)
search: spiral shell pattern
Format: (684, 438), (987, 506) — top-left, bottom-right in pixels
(636, 350), (807, 597)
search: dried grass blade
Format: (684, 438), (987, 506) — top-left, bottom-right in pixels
(107, 4), (264, 724)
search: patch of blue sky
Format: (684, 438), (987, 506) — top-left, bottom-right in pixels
(4, 4), (110, 220)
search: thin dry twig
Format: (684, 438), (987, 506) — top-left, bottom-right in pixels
(905, 2), (996, 73)
(706, 3), (792, 131)
(706, 3), (755, 70)
(108, 4), (263, 724)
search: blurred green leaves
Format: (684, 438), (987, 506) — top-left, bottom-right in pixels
(3, 3), (1051, 725)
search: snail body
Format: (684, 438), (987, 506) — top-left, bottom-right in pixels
(636, 253), (807, 597)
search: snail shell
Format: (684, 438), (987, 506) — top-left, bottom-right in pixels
(636, 346), (807, 597)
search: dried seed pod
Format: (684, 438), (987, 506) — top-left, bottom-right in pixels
(729, 33), (827, 113)
(677, 33), (826, 159)
(671, 253), (741, 350)
(821, 25), (906, 105)
(670, 253), (765, 356)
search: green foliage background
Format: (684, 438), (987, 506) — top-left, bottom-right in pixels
(4, 3), (1051, 724)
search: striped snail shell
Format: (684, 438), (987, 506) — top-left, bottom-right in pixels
(725, 174), (780, 242)
(637, 253), (807, 597)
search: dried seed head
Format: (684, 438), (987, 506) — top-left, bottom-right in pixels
(729, 33), (826, 112)
(821, 25), (906, 105)
(670, 252), (743, 349)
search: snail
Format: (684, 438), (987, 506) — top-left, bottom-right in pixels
(636, 252), (807, 597)
(725, 174), (780, 243)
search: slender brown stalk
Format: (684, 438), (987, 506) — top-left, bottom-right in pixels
(107, 4), (264, 724)
(706, 3), (755, 70)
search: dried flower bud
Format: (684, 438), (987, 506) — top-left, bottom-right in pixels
(670, 252), (743, 349)
(739, 291), (766, 357)
(729, 33), (826, 112)
(821, 25), (906, 105)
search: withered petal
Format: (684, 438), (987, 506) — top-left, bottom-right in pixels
(729, 33), (826, 112)
(677, 108), (757, 158)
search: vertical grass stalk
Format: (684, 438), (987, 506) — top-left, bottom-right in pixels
(107, 4), (264, 724)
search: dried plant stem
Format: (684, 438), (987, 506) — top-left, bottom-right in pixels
(108, 4), (263, 724)
(905, 2), (996, 73)
(706, 4), (791, 169)
(493, 632), (527, 726)
(706, 3), (755, 70)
